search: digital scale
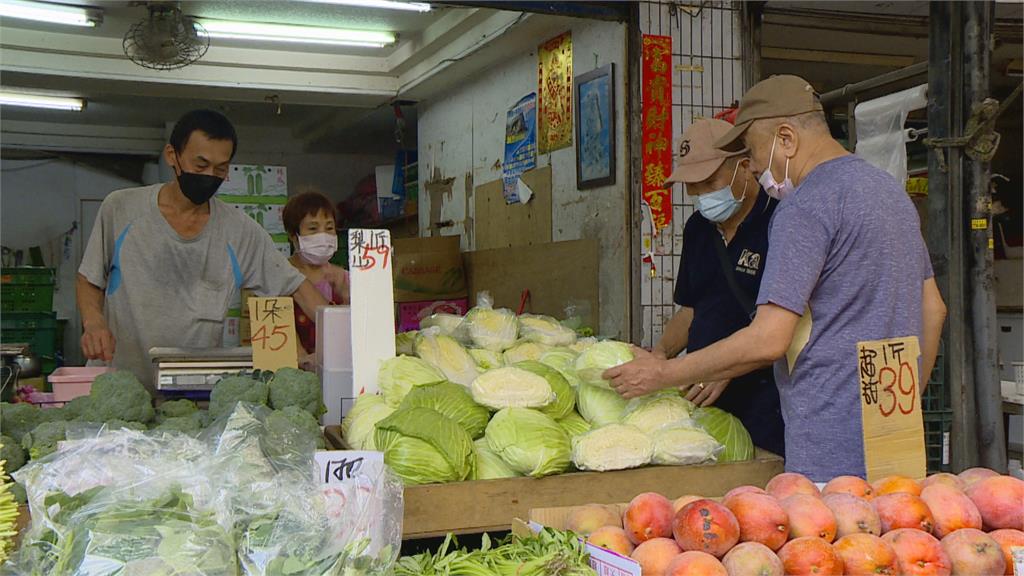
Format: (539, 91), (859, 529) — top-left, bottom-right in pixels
(151, 347), (254, 392)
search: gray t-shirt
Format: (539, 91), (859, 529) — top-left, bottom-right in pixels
(756, 155), (933, 481)
(79, 184), (305, 392)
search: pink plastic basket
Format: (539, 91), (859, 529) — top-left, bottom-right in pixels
(48, 367), (114, 402)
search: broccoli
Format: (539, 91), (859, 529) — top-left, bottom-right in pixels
(21, 420), (67, 460)
(209, 376), (269, 420)
(1, 402), (42, 445)
(1, 434), (26, 474)
(10, 480), (26, 504)
(268, 368), (326, 418)
(87, 371), (155, 424)
(156, 399), (198, 421)
(152, 413), (204, 435)
(266, 406), (325, 450)
(61, 396), (94, 421)
(103, 420), (148, 432)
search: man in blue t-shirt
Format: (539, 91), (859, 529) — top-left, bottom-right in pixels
(608, 75), (947, 481)
(653, 118), (784, 457)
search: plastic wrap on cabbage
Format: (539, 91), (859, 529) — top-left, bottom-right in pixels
(468, 348), (504, 370)
(419, 313), (467, 342)
(692, 406), (754, 462)
(502, 341), (552, 364)
(399, 381), (490, 439)
(556, 411), (591, 439)
(374, 407), (474, 485)
(342, 394), (395, 450)
(574, 341), (633, 389)
(575, 383), (627, 427)
(471, 438), (520, 480)
(650, 423), (723, 465)
(571, 423), (652, 472)
(470, 366), (554, 410)
(514, 361), (574, 420)
(464, 296), (518, 351)
(621, 391), (695, 435)
(484, 408), (570, 478)
(539, 348), (582, 387)
(378, 355), (446, 406)
(517, 314), (578, 347)
(395, 330), (418, 356)
(415, 327), (481, 387)
(568, 336), (598, 354)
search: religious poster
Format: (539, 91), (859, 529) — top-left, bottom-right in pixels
(502, 93), (538, 203)
(641, 34), (673, 231)
(538, 31), (573, 154)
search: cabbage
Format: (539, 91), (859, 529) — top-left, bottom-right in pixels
(341, 394), (395, 450)
(574, 340), (633, 389)
(621, 391), (695, 435)
(569, 337), (598, 354)
(470, 366), (554, 410)
(503, 341), (552, 364)
(472, 438), (520, 480)
(576, 383), (627, 426)
(419, 313), (468, 341)
(571, 423), (653, 472)
(539, 348), (582, 387)
(415, 328), (481, 387)
(396, 331), (418, 356)
(399, 380), (490, 439)
(556, 411), (591, 438)
(693, 406), (754, 462)
(518, 314), (577, 347)
(469, 348), (505, 370)
(465, 305), (518, 351)
(485, 408), (570, 477)
(651, 423), (722, 465)
(515, 360), (574, 420)
(374, 406), (475, 484)
(378, 355), (446, 406)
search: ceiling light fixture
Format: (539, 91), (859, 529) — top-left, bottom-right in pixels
(304, 0), (431, 12)
(197, 19), (396, 48)
(0, 91), (85, 111)
(0, 0), (101, 27)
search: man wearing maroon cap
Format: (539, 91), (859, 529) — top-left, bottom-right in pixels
(652, 118), (784, 457)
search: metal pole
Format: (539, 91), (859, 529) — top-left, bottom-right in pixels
(627, 3), (644, 345)
(819, 61), (929, 108)
(964, 0), (1006, 472)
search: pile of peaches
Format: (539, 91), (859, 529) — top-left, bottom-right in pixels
(568, 468), (1023, 575)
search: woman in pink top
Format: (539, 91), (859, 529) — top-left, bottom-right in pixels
(282, 190), (350, 364)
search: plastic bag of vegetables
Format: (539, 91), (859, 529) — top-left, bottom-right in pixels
(414, 327), (481, 387)
(571, 423), (653, 472)
(692, 406), (754, 462)
(464, 292), (519, 351)
(650, 423), (723, 465)
(518, 314), (577, 347)
(574, 340), (633, 389)
(374, 407), (475, 484)
(378, 355), (445, 406)
(484, 408), (571, 478)
(419, 313), (468, 342)
(621, 390), (695, 435)
(503, 341), (552, 364)
(468, 348), (504, 370)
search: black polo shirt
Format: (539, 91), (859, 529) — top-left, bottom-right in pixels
(673, 190), (785, 456)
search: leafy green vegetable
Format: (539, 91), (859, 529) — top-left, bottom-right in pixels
(484, 408), (570, 478)
(518, 314), (577, 347)
(269, 367), (326, 418)
(20, 420), (66, 460)
(575, 383), (627, 427)
(0, 434), (26, 475)
(399, 381), (489, 439)
(0, 402), (42, 445)
(571, 423), (652, 472)
(396, 330), (418, 356)
(341, 394), (394, 450)
(471, 366), (555, 410)
(472, 438), (519, 480)
(515, 361), (575, 420)
(621, 390), (695, 435)
(378, 355), (445, 407)
(556, 412), (591, 439)
(156, 399), (198, 420)
(415, 329), (480, 387)
(650, 423), (722, 465)
(61, 396), (94, 421)
(468, 348), (505, 370)
(574, 341), (633, 389)
(88, 370), (156, 423)
(210, 375), (269, 420)
(374, 407), (475, 485)
(539, 348), (582, 387)
(465, 304), (519, 351)
(693, 406), (754, 462)
(502, 341), (551, 364)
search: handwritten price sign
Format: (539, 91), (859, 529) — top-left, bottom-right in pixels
(857, 336), (926, 482)
(248, 296), (298, 371)
(348, 229), (392, 271)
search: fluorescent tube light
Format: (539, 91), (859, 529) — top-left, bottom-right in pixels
(304, 0), (431, 12)
(0, 0), (100, 27)
(0, 91), (85, 111)
(198, 19), (396, 48)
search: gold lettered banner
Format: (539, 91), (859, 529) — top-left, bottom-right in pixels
(857, 336), (926, 482)
(538, 31), (573, 154)
(641, 34), (673, 231)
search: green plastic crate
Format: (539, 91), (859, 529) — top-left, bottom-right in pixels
(924, 410), (953, 474)
(921, 339), (948, 413)
(1, 311), (58, 358)
(1, 267), (55, 312)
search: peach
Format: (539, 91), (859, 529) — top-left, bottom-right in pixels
(587, 526), (635, 557)
(823, 475), (875, 500)
(631, 537), (681, 576)
(921, 473), (967, 492)
(722, 485), (766, 504)
(882, 528), (952, 576)
(940, 528), (1006, 576)
(725, 492), (790, 551)
(873, 475), (923, 497)
(567, 503), (621, 535)
(987, 528), (1024, 576)
(673, 499), (740, 558)
(833, 533), (899, 575)
(778, 537), (845, 575)
(958, 467), (1000, 488)
(781, 493), (838, 542)
(720, 542), (784, 576)
(965, 476), (1024, 530)
(765, 472), (820, 501)
(666, 550), (728, 576)
(673, 494), (703, 514)
(624, 492), (676, 545)
(824, 493), (882, 537)
(920, 483), (982, 538)
(873, 493), (935, 533)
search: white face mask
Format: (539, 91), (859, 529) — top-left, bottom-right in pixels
(296, 232), (337, 266)
(759, 132), (794, 200)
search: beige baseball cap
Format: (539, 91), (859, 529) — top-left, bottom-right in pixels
(714, 74), (823, 152)
(665, 118), (747, 185)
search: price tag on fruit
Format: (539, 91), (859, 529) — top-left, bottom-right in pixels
(248, 296), (299, 371)
(856, 335), (926, 482)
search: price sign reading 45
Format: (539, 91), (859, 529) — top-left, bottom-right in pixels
(248, 296), (298, 371)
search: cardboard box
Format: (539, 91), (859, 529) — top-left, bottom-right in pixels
(392, 236), (467, 303)
(397, 298), (470, 332)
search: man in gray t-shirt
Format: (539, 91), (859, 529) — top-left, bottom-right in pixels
(78, 110), (328, 392)
(605, 76), (947, 481)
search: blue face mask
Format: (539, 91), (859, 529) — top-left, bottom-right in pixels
(695, 161), (748, 223)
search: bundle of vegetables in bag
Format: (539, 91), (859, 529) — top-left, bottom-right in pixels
(464, 292), (519, 351)
(518, 314), (577, 347)
(574, 340), (633, 389)
(415, 327), (481, 387)
(502, 341), (551, 364)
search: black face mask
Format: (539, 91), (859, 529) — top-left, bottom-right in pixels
(175, 160), (224, 205)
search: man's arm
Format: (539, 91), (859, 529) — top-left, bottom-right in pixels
(291, 279), (330, 321)
(920, 277), (947, 389)
(76, 274), (115, 362)
(652, 307), (694, 359)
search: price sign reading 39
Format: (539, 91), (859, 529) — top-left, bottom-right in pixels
(859, 340), (917, 417)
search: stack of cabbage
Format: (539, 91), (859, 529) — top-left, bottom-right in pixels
(343, 300), (750, 486)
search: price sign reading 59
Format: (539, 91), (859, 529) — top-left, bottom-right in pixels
(248, 297), (298, 371)
(348, 229), (392, 271)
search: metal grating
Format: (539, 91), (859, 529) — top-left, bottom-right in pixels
(638, 1), (744, 348)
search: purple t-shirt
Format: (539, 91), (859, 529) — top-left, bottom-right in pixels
(756, 154), (933, 481)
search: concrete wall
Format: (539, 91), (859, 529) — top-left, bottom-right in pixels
(416, 18), (629, 338)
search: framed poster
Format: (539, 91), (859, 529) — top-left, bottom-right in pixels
(574, 63), (616, 189)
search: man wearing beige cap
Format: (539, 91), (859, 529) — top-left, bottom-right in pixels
(651, 118), (784, 457)
(608, 75), (946, 481)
